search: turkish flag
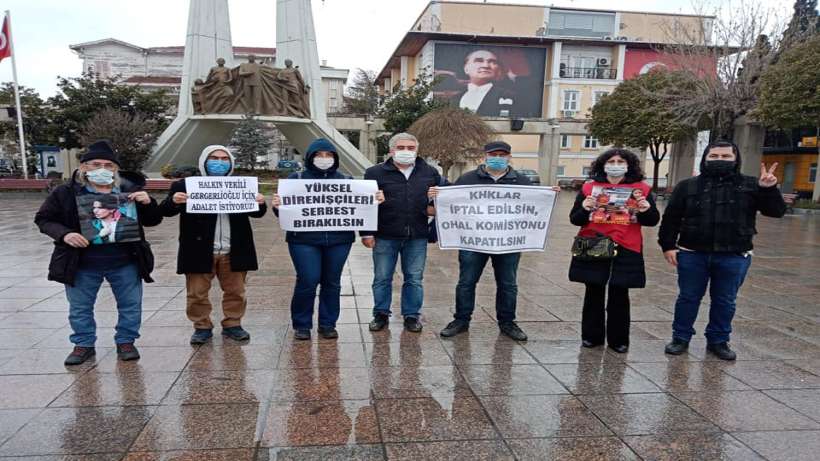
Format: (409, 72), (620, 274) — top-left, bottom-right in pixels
(0, 15), (11, 62)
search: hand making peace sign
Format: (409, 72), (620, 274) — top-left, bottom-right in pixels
(758, 162), (779, 188)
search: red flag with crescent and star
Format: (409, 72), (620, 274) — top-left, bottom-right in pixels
(0, 15), (11, 62)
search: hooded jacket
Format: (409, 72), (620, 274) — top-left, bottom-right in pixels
(274, 140), (356, 246)
(160, 145), (267, 274)
(658, 147), (786, 253)
(34, 170), (163, 285)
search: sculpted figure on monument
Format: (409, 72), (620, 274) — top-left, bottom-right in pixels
(191, 56), (307, 117)
(277, 59), (311, 118)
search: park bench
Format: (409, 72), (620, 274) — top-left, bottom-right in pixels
(0, 178), (51, 191)
(782, 192), (798, 213)
(143, 179), (175, 191)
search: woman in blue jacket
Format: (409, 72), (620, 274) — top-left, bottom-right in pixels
(274, 138), (383, 340)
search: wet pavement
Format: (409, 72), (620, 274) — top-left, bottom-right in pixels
(0, 193), (818, 460)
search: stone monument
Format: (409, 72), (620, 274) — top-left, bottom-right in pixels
(145, 0), (371, 176)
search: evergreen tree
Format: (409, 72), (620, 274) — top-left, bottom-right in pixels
(229, 114), (273, 171)
(344, 69), (381, 116)
(379, 71), (447, 135)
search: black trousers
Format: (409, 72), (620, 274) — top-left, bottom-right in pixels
(582, 283), (630, 347)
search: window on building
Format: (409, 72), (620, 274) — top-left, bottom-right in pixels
(556, 165), (566, 176)
(583, 136), (599, 149)
(329, 88), (337, 97)
(593, 91), (609, 106)
(563, 91), (579, 111)
(548, 10), (615, 38)
(560, 134), (570, 149)
(810, 163), (818, 183)
(582, 166), (592, 177)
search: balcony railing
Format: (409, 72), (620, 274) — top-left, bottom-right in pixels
(560, 67), (617, 79)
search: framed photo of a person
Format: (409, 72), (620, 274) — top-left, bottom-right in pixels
(76, 193), (141, 244)
(432, 43), (547, 118)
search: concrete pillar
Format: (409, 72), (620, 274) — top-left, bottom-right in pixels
(733, 116), (766, 178)
(814, 150), (820, 201)
(668, 135), (697, 187)
(276, 0), (326, 121)
(537, 131), (560, 186)
(178, 0), (234, 117)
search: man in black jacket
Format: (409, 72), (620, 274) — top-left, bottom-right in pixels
(35, 140), (163, 365)
(659, 141), (786, 360)
(439, 141), (533, 341)
(362, 132), (442, 333)
(160, 145), (267, 345)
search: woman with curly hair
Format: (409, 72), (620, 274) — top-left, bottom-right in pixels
(568, 148), (660, 353)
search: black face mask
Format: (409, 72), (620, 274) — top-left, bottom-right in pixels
(702, 160), (736, 176)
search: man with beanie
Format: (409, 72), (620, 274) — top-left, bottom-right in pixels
(160, 145), (267, 345)
(361, 132), (443, 333)
(438, 141), (536, 341)
(660, 141), (786, 360)
(35, 140), (163, 365)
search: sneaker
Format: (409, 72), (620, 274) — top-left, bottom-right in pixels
(582, 339), (603, 348)
(706, 342), (737, 361)
(294, 329), (311, 340)
(318, 326), (339, 339)
(190, 328), (213, 345)
(664, 338), (689, 355)
(440, 320), (469, 338)
(116, 343), (140, 361)
(369, 313), (389, 332)
(499, 322), (528, 341)
(64, 346), (95, 366)
(404, 317), (423, 333)
(222, 326), (251, 341)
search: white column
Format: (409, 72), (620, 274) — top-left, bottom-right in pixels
(616, 44), (626, 81)
(177, 0), (234, 117)
(276, 0), (326, 120)
(548, 41), (562, 119)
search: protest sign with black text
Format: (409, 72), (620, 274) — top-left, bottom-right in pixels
(184, 176), (260, 214)
(435, 185), (556, 253)
(277, 179), (378, 231)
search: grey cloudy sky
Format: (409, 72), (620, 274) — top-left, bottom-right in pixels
(0, 0), (793, 98)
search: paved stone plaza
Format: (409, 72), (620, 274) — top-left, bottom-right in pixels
(0, 194), (818, 460)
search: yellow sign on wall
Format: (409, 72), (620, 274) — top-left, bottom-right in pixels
(802, 137), (818, 147)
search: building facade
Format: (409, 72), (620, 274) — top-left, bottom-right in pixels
(69, 38), (349, 116)
(376, 1), (715, 184)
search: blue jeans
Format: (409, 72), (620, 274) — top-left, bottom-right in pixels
(65, 262), (143, 347)
(454, 250), (521, 324)
(372, 238), (427, 318)
(288, 242), (352, 330)
(672, 251), (752, 344)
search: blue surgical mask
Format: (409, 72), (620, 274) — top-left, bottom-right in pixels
(86, 168), (115, 185)
(485, 156), (509, 171)
(206, 159), (231, 176)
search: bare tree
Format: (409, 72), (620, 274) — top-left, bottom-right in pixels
(79, 108), (161, 172)
(408, 107), (494, 179)
(647, 0), (787, 140)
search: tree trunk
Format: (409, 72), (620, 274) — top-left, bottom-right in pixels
(441, 163), (451, 182)
(649, 143), (660, 192)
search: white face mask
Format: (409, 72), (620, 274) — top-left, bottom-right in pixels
(393, 151), (417, 165)
(604, 164), (628, 177)
(313, 157), (335, 170)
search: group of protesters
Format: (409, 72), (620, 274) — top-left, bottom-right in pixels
(34, 135), (785, 366)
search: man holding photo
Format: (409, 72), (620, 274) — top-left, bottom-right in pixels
(35, 140), (163, 365)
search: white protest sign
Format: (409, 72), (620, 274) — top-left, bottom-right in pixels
(435, 185), (557, 254)
(277, 179), (378, 231)
(184, 176), (259, 214)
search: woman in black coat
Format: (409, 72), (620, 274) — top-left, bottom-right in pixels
(568, 148), (660, 353)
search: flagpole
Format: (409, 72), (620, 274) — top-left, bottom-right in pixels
(5, 10), (27, 179)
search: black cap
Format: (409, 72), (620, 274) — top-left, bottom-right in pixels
(80, 140), (120, 166)
(484, 141), (511, 154)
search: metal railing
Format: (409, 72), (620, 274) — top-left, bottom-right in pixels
(559, 67), (617, 79)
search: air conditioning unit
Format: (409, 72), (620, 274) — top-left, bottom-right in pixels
(616, 36), (629, 41)
(597, 58), (610, 67)
(562, 110), (577, 118)
(604, 36), (614, 40)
